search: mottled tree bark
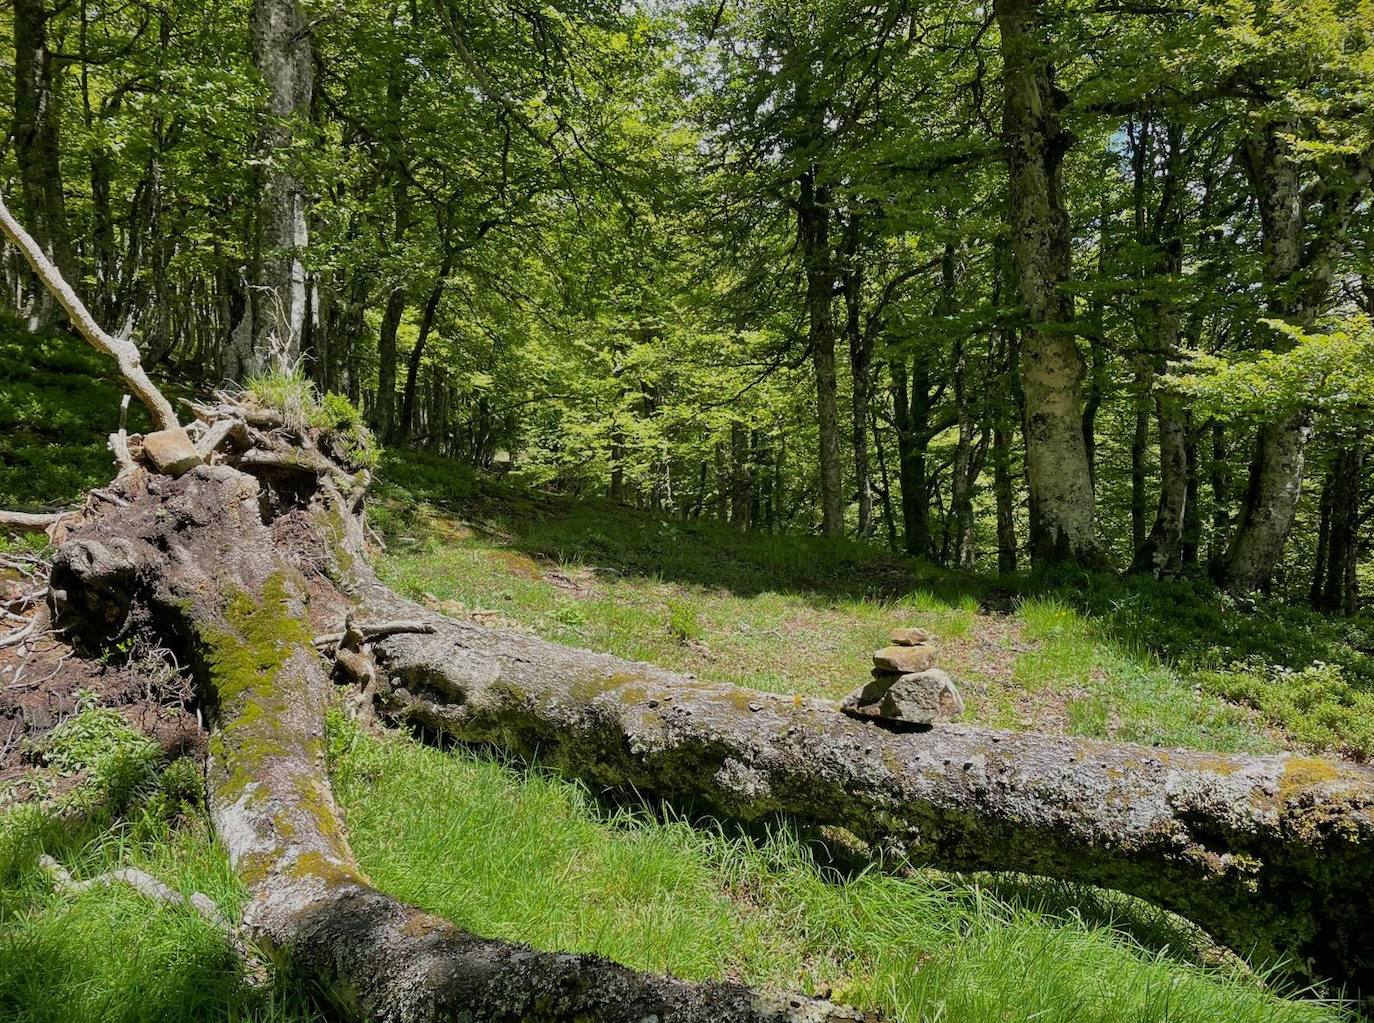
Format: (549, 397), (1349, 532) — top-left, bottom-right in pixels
(799, 167), (843, 538)
(996, 0), (1098, 567)
(363, 595), (1374, 992)
(51, 465), (864, 1023)
(231, 0), (313, 379)
(1220, 125), (1369, 592)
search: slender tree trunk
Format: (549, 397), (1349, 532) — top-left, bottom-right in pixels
(1182, 414), (1201, 568)
(872, 408), (898, 548)
(374, 284), (405, 439)
(996, 0), (1097, 567)
(399, 256), (450, 444)
(1208, 421), (1230, 576)
(12, 0), (75, 323)
(730, 420), (752, 530)
(714, 442), (729, 523)
(231, 0), (313, 378)
(890, 357), (931, 559)
(1131, 119), (1189, 578)
(1312, 445), (1362, 616)
(843, 219), (873, 539)
(799, 167), (843, 537)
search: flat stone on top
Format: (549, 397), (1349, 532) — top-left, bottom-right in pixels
(889, 627), (932, 646)
(871, 643), (936, 674)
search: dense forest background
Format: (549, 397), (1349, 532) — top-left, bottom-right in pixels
(3, 0), (1371, 606)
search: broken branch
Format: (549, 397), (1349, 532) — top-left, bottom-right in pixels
(0, 192), (178, 432)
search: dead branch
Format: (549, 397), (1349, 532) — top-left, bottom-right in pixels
(313, 619), (435, 649)
(39, 853), (230, 929)
(0, 192), (178, 431)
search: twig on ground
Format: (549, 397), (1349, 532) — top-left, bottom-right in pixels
(0, 620), (38, 649)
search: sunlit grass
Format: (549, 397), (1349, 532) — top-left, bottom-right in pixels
(331, 720), (1349, 1023)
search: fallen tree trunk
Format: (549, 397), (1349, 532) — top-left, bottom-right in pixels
(49, 464), (866, 1023)
(359, 585), (1374, 992)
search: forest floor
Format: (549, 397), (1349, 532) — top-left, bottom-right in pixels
(1, 324), (1372, 1023)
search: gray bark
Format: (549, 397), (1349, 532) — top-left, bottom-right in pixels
(799, 167), (843, 538)
(363, 599), (1374, 991)
(12, 0), (75, 325)
(232, 0), (313, 379)
(1221, 124), (1370, 592)
(842, 216), (873, 539)
(51, 461), (866, 1023)
(996, 0), (1098, 567)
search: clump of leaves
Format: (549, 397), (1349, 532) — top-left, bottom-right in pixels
(28, 697), (162, 810)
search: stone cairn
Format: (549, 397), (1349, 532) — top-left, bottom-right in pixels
(839, 626), (964, 726)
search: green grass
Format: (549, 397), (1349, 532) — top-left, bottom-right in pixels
(327, 717), (1351, 1023)
(373, 453), (1289, 755)
(4, 713), (1352, 1023)
(0, 314), (153, 510)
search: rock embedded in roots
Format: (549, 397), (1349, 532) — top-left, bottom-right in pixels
(140, 427), (203, 477)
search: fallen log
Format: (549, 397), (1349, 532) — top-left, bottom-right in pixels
(358, 588), (1374, 993)
(50, 464), (867, 1023)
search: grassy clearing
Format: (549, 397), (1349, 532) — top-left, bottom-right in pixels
(373, 453), (1296, 756)
(0, 336), (1370, 1021)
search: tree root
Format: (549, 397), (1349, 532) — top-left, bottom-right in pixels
(39, 853), (229, 929)
(49, 464), (871, 1023)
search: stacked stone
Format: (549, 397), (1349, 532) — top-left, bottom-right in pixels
(839, 626), (964, 726)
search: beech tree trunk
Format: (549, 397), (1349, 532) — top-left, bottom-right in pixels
(996, 0), (1097, 568)
(799, 167), (843, 538)
(231, 0), (313, 378)
(51, 465), (862, 1023)
(362, 590), (1374, 992)
(1220, 124), (1369, 592)
(1311, 445), (1362, 616)
(12, 0), (75, 322)
(890, 355), (932, 559)
(843, 219), (873, 540)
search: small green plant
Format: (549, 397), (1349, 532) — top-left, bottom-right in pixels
(551, 601), (588, 628)
(29, 705), (162, 811)
(665, 599), (703, 644)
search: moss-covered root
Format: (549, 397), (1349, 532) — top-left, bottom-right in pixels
(51, 463), (871, 1023)
(359, 597), (1374, 996)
